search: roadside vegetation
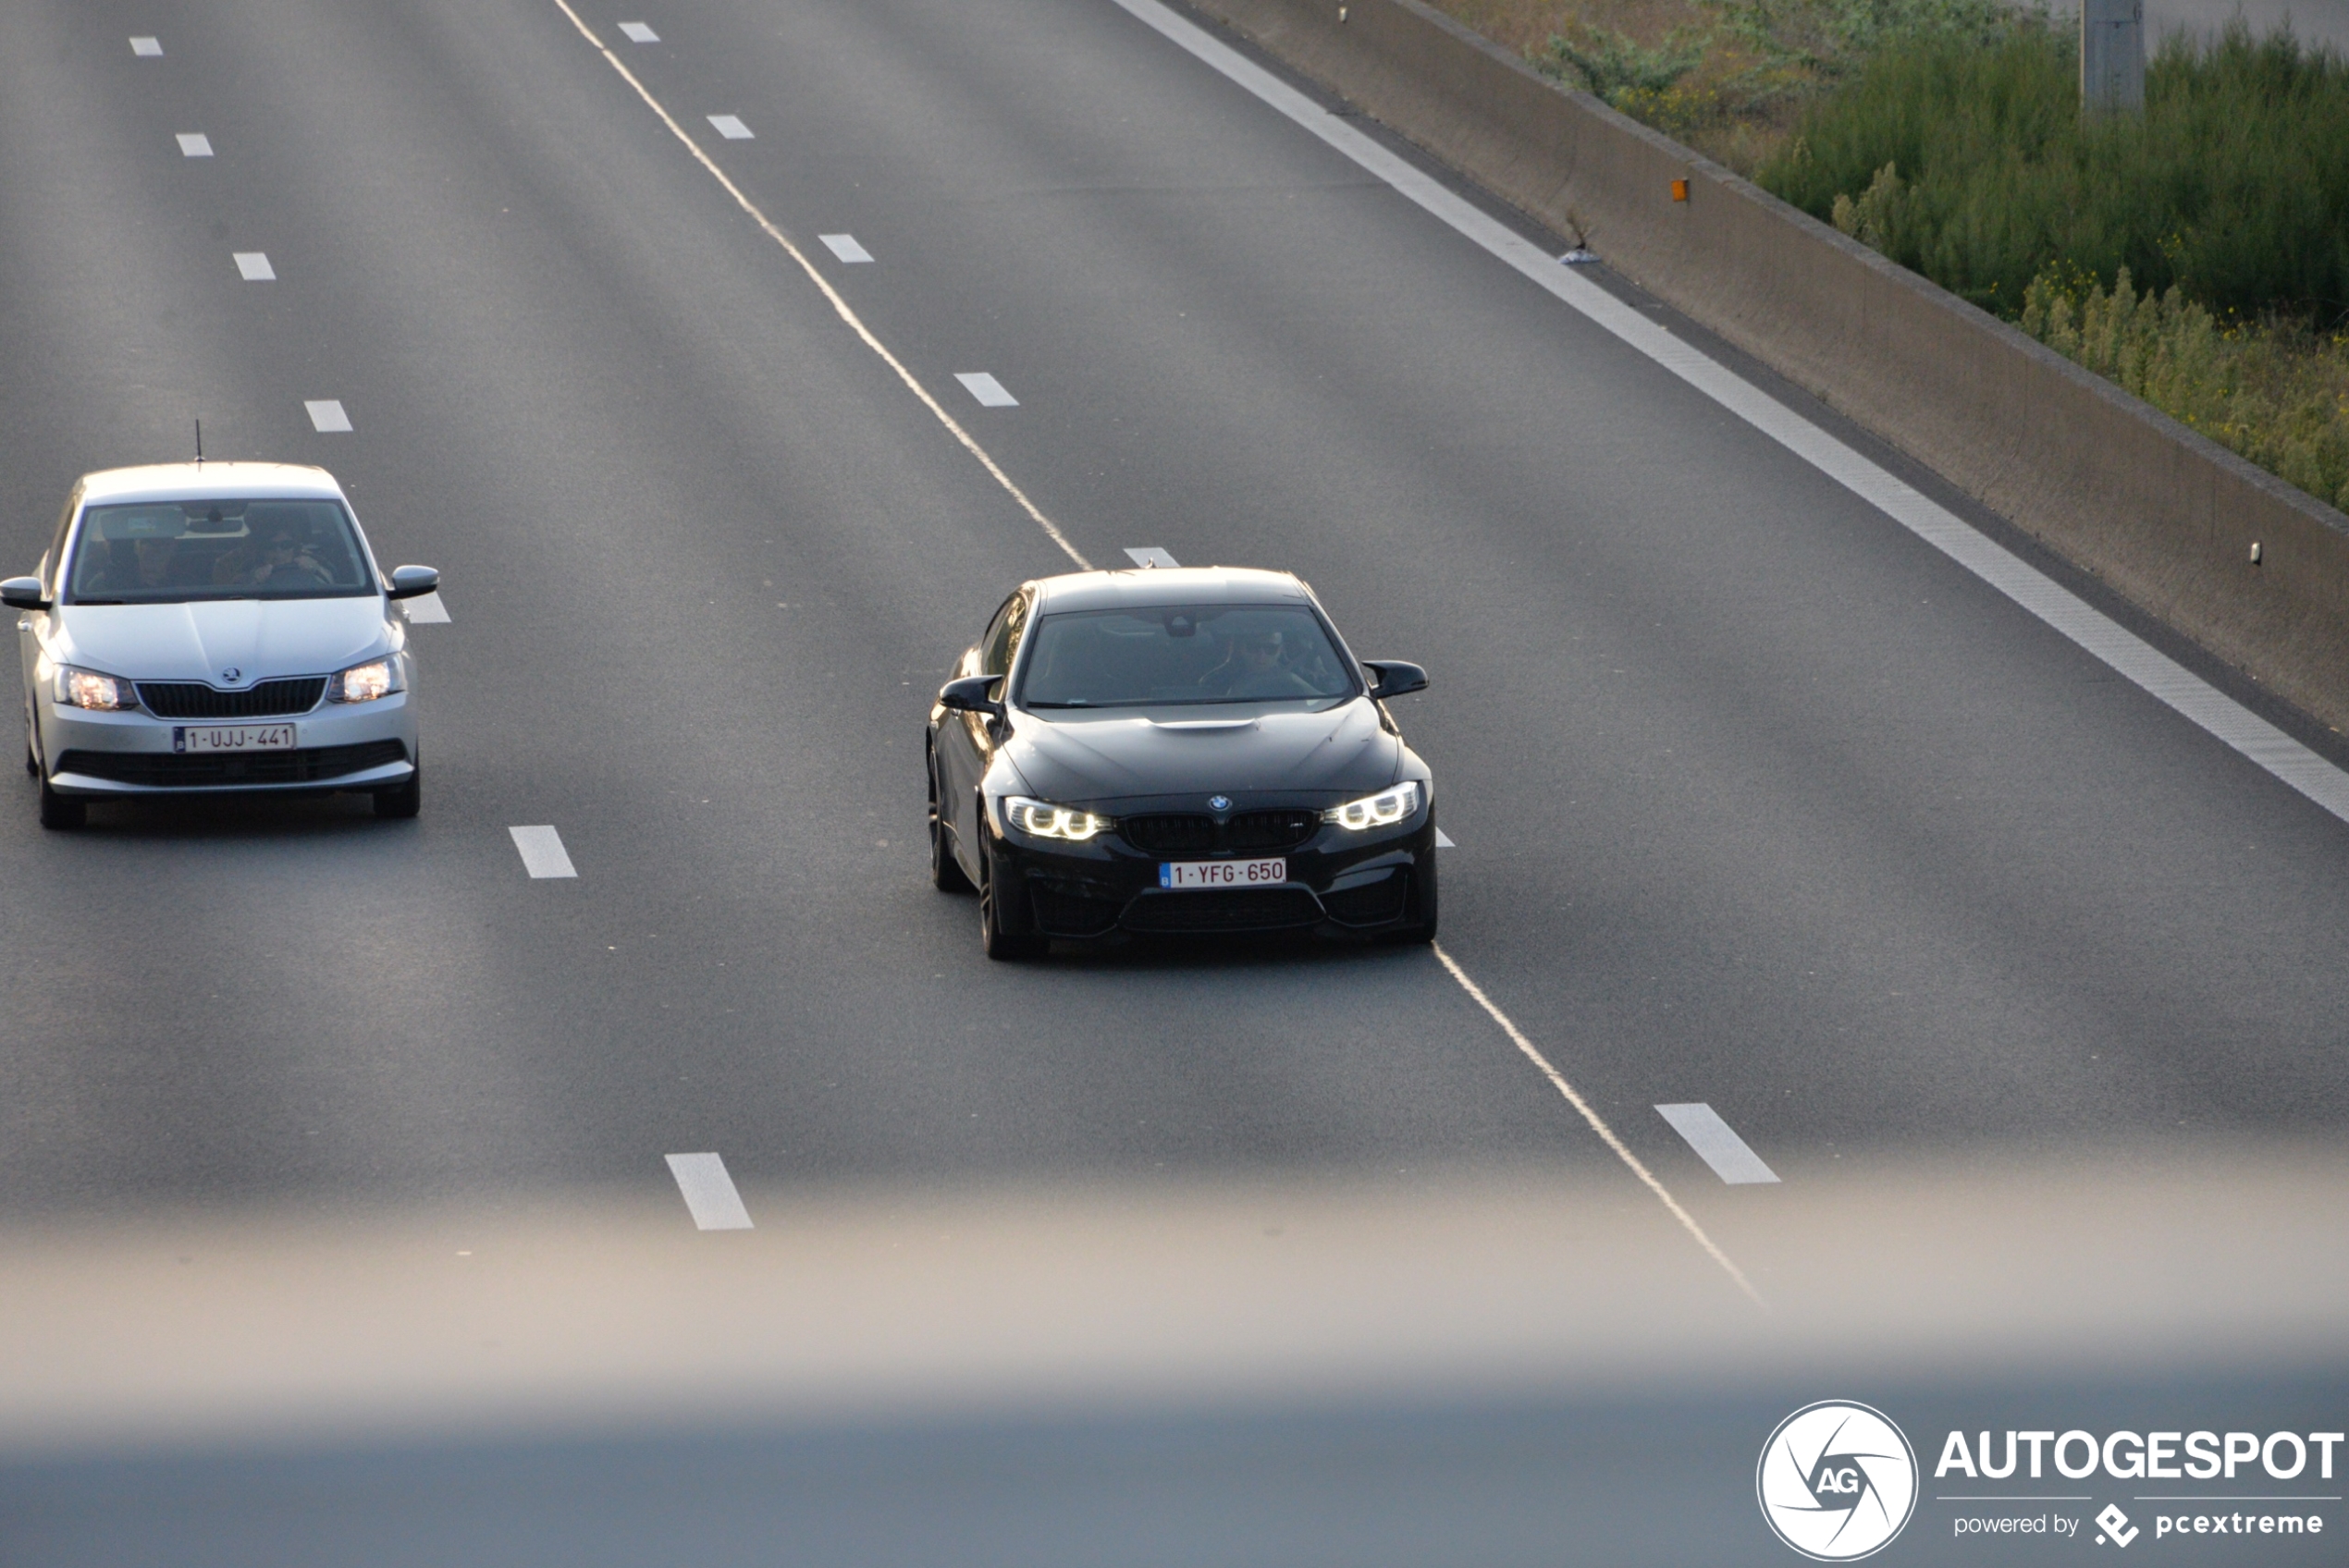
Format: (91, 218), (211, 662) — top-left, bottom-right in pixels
(1424, 0), (2349, 511)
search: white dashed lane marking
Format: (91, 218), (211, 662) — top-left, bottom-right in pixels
(955, 373), (1016, 408)
(400, 592), (450, 624)
(665, 1153), (754, 1231)
(616, 20), (658, 42)
(176, 133), (213, 157)
(233, 251), (275, 281)
(1123, 546), (1179, 569)
(304, 399), (351, 433)
(508, 825), (577, 878)
(819, 233), (872, 263)
(706, 114), (752, 140)
(1655, 1103), (1781, 1185)
(129, 36), (162, 56)
(1434, 827), (1456, 848)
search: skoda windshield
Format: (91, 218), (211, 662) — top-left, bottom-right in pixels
(66, 498), (373, 604)
(1017, 604), (1360, 708)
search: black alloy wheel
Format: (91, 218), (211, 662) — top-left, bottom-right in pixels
(929, 750), (973, 893)
(978, 854), (1047, 962)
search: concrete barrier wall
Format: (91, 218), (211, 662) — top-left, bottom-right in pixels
(1187, 0), (2349, 732)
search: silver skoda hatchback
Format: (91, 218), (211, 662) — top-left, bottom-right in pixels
(6, 461), (438, 829)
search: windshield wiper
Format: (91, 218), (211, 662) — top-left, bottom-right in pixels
(69, 598), (125, 606)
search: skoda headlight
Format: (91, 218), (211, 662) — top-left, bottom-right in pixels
(1003, 796), (1112, 842)
(1322, 779), (1420, 831)
(327, 655), (404, 704)
(53, 666), (139, 711)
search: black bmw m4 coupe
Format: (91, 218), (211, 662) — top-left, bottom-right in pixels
(927, 566), (1436, 960)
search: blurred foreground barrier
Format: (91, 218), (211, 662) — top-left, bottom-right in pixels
(1187, 0), (2349, 734)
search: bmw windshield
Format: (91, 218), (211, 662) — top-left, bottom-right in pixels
(1016, 605), (1360, 708)
(65, 499), (374, 605)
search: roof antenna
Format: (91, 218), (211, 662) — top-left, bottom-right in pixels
(194, 418), (204, 466)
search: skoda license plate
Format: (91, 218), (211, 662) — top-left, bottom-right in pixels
(1160, 858), (1285, 888)
(174, 724), (296, 754)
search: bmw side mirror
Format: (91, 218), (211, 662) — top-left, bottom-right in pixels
(385, 565), (440, 601)
(1362, 660), (1428, 700)
(1, 576), (49, 611)
(939, 675), (1004, 716)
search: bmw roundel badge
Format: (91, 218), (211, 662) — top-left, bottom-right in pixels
(1207, 795), (1232, 812)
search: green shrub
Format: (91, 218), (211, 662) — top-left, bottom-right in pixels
(1761, 23), (2349, 321)
(2020, 266), (2349, 510)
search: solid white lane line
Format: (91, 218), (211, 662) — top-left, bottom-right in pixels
(176, 133), (213, 157)
(1433, 943), (1764, 1305)
(1110, 0), (2349, 829)
(303, 399), (351, 433)
(956, 372), (1017, 408)
(400, 591), (451, 624)
(818, 233), (873, 263)
(129, 36), (163, 56)
(508, 825), (577, 878)
(545, 0), (1089, 568)
(1123, 546), (1180, 568)
(1434, 827), (1456, 848)
(616, 21), (658, 43)
(706, 114), (753, 140)
(233, 251), (275, 281)
(1655, 1103), (1781, 1184)
(665, 1152), (754, 1231)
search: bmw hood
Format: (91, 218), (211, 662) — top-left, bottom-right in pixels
(1004, 699), (1401, 808)
(52, 596), (391, 683)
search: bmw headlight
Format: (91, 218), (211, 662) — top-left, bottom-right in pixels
(52, 666), (139, 711)
(327, 655), (404, 703)
(1003, 796), (1113, 842)
(1322, 779), (1420, 831)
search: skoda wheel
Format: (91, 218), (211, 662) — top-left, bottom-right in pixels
(38, 779), (85, 831)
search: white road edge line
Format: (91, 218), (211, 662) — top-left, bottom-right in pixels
(1434, 827), (1456, 848)
(956, 372), (1018, 408)
(400, 591), (451, 624)
(544, 0), (1089, 569)
(1433, 944), (1765, 1305)
(1108, 0), (2349, 828)
(1124, 546), (1180, 568)
(819, 233), (873, 263)
(508, 825), (577, 878)
(233, 251), (275, 281)
(129, 36), (163, 56)
(176, 133), (212, 158)
(1655, 1102), (1781, 1184)
(665, 1152), (754, 1231)
(706, 114), (753, 141)
(616, 21), (659, 43)
(303, 399), (351, 433)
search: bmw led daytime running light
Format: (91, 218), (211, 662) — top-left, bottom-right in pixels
(1322, 779), (1420, 830)
(1004, 796), (1112, 841)
(328, 655), (401, 704)
(55, 667), (139, 711)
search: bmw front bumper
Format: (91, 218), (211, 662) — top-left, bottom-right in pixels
(985, 797), (1437, 941)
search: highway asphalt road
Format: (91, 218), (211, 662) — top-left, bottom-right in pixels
(0, 0), (2346, 1551)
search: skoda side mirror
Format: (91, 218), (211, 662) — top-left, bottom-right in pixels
(385, 565), (440, 601)
(1362, 660), (1429, 700)
(938, 675), (1003, 717)
(1, 577), (49, 611)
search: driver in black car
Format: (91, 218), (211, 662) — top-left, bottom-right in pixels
(1201, 625), (1318, 700)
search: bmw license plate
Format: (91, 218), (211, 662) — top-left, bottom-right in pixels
(174, 724), (296, 754)
(1160, 857), (1285, 888)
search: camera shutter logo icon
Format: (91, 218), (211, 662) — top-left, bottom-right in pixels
(1757, 1401), (1919, 1560)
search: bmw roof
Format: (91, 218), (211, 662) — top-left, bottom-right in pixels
(74, 462), (348, 507)
(1030, 566), (1312, 613)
